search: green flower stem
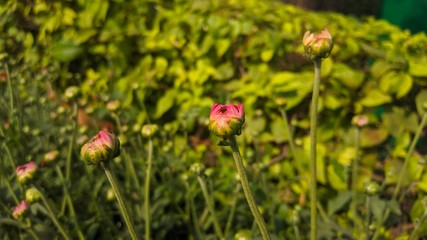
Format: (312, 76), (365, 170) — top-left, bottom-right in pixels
(101, 162), (138, 240)
(373, 112), (427, 240)
(309, 58), (322, 240)
(0, 218), (41, 240)
(186, 182), (203, 240)
(65, 103), (78, 183)
(409, 209), (427, 240)
(228, 135), (271, 240)
(197, 175), (224, 239)
(280, 108), (297, 160)
(35, 186), (71, 240)
(351, 126), (361, 220)
(365, 195), (372, 240)
(6, 64), (14, 123)
(293, 224), (301, 240)
(144, 138), (153, 240)
(224, 186), (239, 238)
(55, 167), (85, 240)
(112, 113), (141, 190)
(393, 112), (427, 199)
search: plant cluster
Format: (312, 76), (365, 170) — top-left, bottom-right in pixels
(2, 0), (427, 239)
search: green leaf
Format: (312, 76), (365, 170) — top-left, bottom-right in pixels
(327, 191), (351, 215)
(360, 126), (388, 148)
(327, 161), (347, 190)
(409, 56), (427, 77)
(215, 39), (231, 57)
(370, 196), (386, 221)
(359, 90), (392, 107)
(50, 40), (84, 62)
(154, 89), (176, 119)
(261, 49), (274, 62)
(332, 63), (364, 89)
(416, 90), (427, 116)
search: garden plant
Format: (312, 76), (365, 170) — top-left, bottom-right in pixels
(2, 0), (427, 239)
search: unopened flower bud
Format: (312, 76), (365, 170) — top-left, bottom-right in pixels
(16, 161), (37, 184)
(13, 201), (29, 220)
(365, 182), (380, 196)
(43, 150), (59, 165)
(190, 163), (206, 176)
(303, 28), (333, 60)
(107, 100), (120, 112)
(106, 188), (115, 201)
(209, 103), (245, 138)
(64, 86), (79, 100)
(234, 229), (251, 240)
(352, 114), (369, 128)
(80, 131), (121, 165)
(25, 187), (41, 203)
(141, 124), (159, 138)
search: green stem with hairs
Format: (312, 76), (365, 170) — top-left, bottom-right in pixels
(65, 103), (78, 183)
(197, 175), (224, 239)
(35, 186), (71, 240)
(101, 162), (138, 240)
(280, 107), (298, 160)
(228, 135), (271, 240)
(351, 126), (361, 220)
(373, 112), (427, 240)
(365, 195), (372, 240)
(144, 138), (153, 240)
(0, 218), (41, 240)
(310, 58), (322, 240)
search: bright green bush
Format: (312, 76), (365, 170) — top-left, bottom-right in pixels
(2, 0), (427, 239)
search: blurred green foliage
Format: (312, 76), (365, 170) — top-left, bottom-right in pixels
(2, 0), (427, 239)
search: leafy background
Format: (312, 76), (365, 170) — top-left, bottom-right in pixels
(1, 0), (427, 239)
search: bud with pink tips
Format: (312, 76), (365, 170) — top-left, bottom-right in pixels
(13, 200), (29, 220)
(80, 130), (121, 165)
(303, 28), (333, 60)
(209, 103), (245, 138)
(16, 161), (37, 184)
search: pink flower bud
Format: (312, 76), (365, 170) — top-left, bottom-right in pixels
(41, 150), (59, 166)
(80, 130), (121, 165)
(16, 161), (37, 184)
(13, 201), (29, 219)
(352, 114), (369, 128)
(209, 103), (245, 138)
(303, 28), (333, 60)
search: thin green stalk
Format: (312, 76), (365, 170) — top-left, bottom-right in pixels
(228, 135), (271, 240)
(280, 108), (297, 160)
(112, 113), (141, 190)
(186, 182), (203, 240)
(6, 64), (14, 121)
(0, 218), (41, 240)
(101, 162), (138, 240)
(310, 58), (322, 240)
(144, 138), (153, 240)
(65, 103), (78, 183)
(373, 112), (427, 240)
(293, 224), (301, 240)
(365, 195), (371, 240)
(351, 127), (361, 220)
(55, 167), (85, 240)
(197, 175), (224, 239)
(409, 210), (427, 240)
(35, 186), (71, 240)
(224, 186), (239, 238)
(393, 112), (427, 199)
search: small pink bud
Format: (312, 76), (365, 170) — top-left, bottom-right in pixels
(16, 161), (37, 184)
(303, 28), (333, 60)
(13, 201), (29, 219)
(352, 115), (369, 128)
(209, 103), (245, 138)
(41, 150), (59, 166)
(80, 130), (121, 165)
